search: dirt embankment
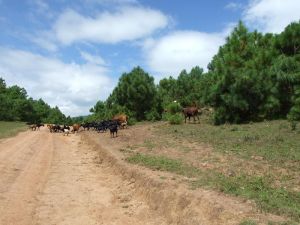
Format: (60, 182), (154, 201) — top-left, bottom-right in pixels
(82, 123), (287, 225)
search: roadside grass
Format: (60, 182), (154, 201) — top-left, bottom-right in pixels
(127, 153), (199, 177)
(126, 153), (300, 222)
(157, 119), (300, 168)
(239, 220), (257, 225)
(267, 221), (298, 225)
(0, 121), (28, 139)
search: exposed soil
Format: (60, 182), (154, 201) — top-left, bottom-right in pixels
(0, 127), (166, 225)
(82, 123), (287, 225)
(0, 124), (289, 225)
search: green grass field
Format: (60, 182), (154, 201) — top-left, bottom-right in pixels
(0, 121), (28, 139)
(126, 118), (300, 223)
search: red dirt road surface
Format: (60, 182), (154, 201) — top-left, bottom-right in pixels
(0, 128), (166, 225)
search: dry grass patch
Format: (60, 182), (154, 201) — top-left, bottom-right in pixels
(0, 121), (27, 139)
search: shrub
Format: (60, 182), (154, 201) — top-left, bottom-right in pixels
(166, 102), (182, 114)
(167, 113), (183, 125)
(127, 117), (137, 126)
(145, 110), (161, 121)
(290, 120), (297, 131)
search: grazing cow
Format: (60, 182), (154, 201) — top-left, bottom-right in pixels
(95, 120), (110, 133)
(47, 124), (52, 131)
(63, 127), (70, 136)
(36, 123), (44, 130)
(82, 122), (98, 131)
(60, 125), (70, 135)
(112, 114), (128, 129)
(29, 123), (44, 131)
(29, 124), (37, 131)
(48, 124), (60, 133)
(182, 107), (201, 123)
(72, 124), (81, 133)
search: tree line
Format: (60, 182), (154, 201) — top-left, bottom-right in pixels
(89, 21), (300, 125)
(0, 78), (71, 124)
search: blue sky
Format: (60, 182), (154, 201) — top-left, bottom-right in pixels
(0, 0), (299, 116)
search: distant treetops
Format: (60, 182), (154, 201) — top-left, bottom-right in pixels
(0, 78), (70, 124)
(89, 21), (300, 125)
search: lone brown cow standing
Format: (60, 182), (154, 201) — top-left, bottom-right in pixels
(72, 124), (81, 133)
(182, 107), (201, 123)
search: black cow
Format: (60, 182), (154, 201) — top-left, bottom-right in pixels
(108, 120), (118, 138)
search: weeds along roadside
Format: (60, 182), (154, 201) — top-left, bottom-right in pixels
(124, 119), (300, 223)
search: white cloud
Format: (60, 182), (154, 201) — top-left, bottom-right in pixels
(54, 6), (169, 45)
(144, 31), (225, 78)
(143, 0), (300, 79)
(80, 51), (106, 65)
(244, 0), (300, 33)
(0, 48), (115, 116)
(32, 36), (58, 52)
(84, 0), (138, 4)
(33, 0), (49, 11)
(225, 2), (243, 10)
(29, 0), (54, 19)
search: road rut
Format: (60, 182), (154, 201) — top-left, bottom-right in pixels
(0, 128), (166, 225)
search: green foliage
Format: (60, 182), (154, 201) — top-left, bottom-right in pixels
(157, 66), (204, 108)
(110, 67), (157, 120)
(163, 102), (183, 124)
(46, 106), (66, 124)
(89, 67), (159, 122)
(166, 102), (182, 114)
(145, 110), (161, 121)
(0, 77), (67, 124)
(127, 153), (199, 177)
(239, 220), (257, 225)
(0, 121), (27, 139)
(167, 113), (183, 125)
(127, 117), (137, 126)
(206, 21), (300, 124)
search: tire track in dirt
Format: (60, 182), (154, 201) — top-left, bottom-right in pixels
(0, 129), (54, 225)
(0, 128), (167, 225)
(34, 131), (167, 225)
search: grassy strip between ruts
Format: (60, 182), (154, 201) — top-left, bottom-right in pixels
(126, 153), (300, 223)
(0, 121), (28, 139)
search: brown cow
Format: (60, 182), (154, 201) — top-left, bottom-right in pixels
(182, 107), (201, 123)
(112, 114), (128, 129)
(29, 123), (44, 131)
(72, 124), (81, 133)
(29, 124), (37, 131)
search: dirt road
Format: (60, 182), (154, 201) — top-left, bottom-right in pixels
(0, 128), (166, 225)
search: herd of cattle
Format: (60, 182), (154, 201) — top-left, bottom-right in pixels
(29, 114), (128, 138)
(28, 107), (213, 137)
